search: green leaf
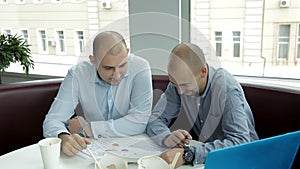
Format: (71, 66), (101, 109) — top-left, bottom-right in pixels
(0, 33), (34, 76)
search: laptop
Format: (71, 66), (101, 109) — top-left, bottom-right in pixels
(204, 130), (300, 169)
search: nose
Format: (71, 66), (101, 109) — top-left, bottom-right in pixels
(112, 68), (121, 80)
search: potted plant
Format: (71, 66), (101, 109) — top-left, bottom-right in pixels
(0, 33), (34, 84)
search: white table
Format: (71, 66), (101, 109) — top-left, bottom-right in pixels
(0, 143), (204, 169)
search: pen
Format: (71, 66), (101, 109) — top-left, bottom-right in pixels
(185, 135), (192, 140)
(86, 148), (103, 169)
(184, 135), (192, 146)
(170, 152), (181, 169)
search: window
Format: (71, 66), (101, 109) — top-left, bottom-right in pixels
(71, 0), (82, 3)
(277, 25), (290, 59)
(51, 0), (62, 3)
(19, 29), (29, 44)
(297, 24), (300, 59)
(33, 0), (43, 4)
(56, 30), (66, 54)
(2, 29), (12, 35)
(232, 31), (241, 58)
(0, 0), (8, 4)
(215, 31), (222, 57)
(74, 30), (85, 56)
(16, 0), (25, 4)
(37, 29), (48, 54)
(2, 0), (300, 81)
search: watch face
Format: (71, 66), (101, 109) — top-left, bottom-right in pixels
(185, 151), (194, 163)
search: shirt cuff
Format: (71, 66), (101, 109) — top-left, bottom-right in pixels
(190, 145), (206, 165)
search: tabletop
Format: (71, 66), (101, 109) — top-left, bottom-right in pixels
(0, 142), (204, 169)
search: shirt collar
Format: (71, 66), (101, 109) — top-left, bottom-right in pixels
(200, 64), (214, 98)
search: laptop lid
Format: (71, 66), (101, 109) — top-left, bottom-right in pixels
(204, 130), (300, 169)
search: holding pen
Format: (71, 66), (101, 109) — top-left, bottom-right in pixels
(159, 130), (194, 167)
(184, 135), (192, 146)
(162, 129), (192, 148)
(68, 116), (93, 138)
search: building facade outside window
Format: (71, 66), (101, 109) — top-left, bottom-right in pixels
(1, 0), (300, 80)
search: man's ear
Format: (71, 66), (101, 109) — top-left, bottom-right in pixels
(200, 66), (207, 77)
(89, 55), (96, 67)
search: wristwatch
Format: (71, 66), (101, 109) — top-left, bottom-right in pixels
(183, 145), (194, 165)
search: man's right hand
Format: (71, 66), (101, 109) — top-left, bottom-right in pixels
(163, 129), (192, 148)
(59, 133), (91, 156)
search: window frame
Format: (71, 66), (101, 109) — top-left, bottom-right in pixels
(0, 0), (8, 4)
(19, 28), (30, 45)
(296, 24), (300, 60)
(1, 28), (12, 35)
(214, 31), (223, 58)
(277, 24), (291, 60)
(32, 0), (44, 4)
(232, 31), (241, 58)
(36, 29), (49, 54)
(51, 0), (63, 4)
(55, 29), (67, 55)
(70, 0), (82, 3)
(16, 0), (25, 4)
(73, 29), (85, 56)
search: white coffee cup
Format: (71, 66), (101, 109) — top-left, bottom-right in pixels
(137, 155), (169, 169)
(38, 138), (62, 169)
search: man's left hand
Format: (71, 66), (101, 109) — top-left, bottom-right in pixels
(68, 116), (93, 137)
(160, 148), (185, 168)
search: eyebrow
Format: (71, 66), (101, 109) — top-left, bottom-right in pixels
(169, 79), (191, 87)
(119, 61), (128, 67)
(102, 61), (128, 69)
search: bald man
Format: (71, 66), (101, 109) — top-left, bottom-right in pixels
(43, 31), (153, 156)
(146, 43), (258, 168)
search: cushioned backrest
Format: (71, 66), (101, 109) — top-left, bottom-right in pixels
(0, 80), (62, 155)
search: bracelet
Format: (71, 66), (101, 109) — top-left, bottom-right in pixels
(58, 132), (70, 137)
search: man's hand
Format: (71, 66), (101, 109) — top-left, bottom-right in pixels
(68, 116), (93, 137)
(163, 129), (192, 148)
(160, 148), (184, 168)
(68, 116), (87, 134)
(59, 133), (91, 156)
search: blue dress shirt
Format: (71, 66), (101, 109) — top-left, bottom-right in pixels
(43, 54), (153, 139)
(146, 65), (258, 165)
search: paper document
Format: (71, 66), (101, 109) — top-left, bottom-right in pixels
(76, 134), (168, 162)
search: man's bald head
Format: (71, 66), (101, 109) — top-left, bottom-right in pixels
(168, 43), (206, 75)
(93, 31), (127, 62)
